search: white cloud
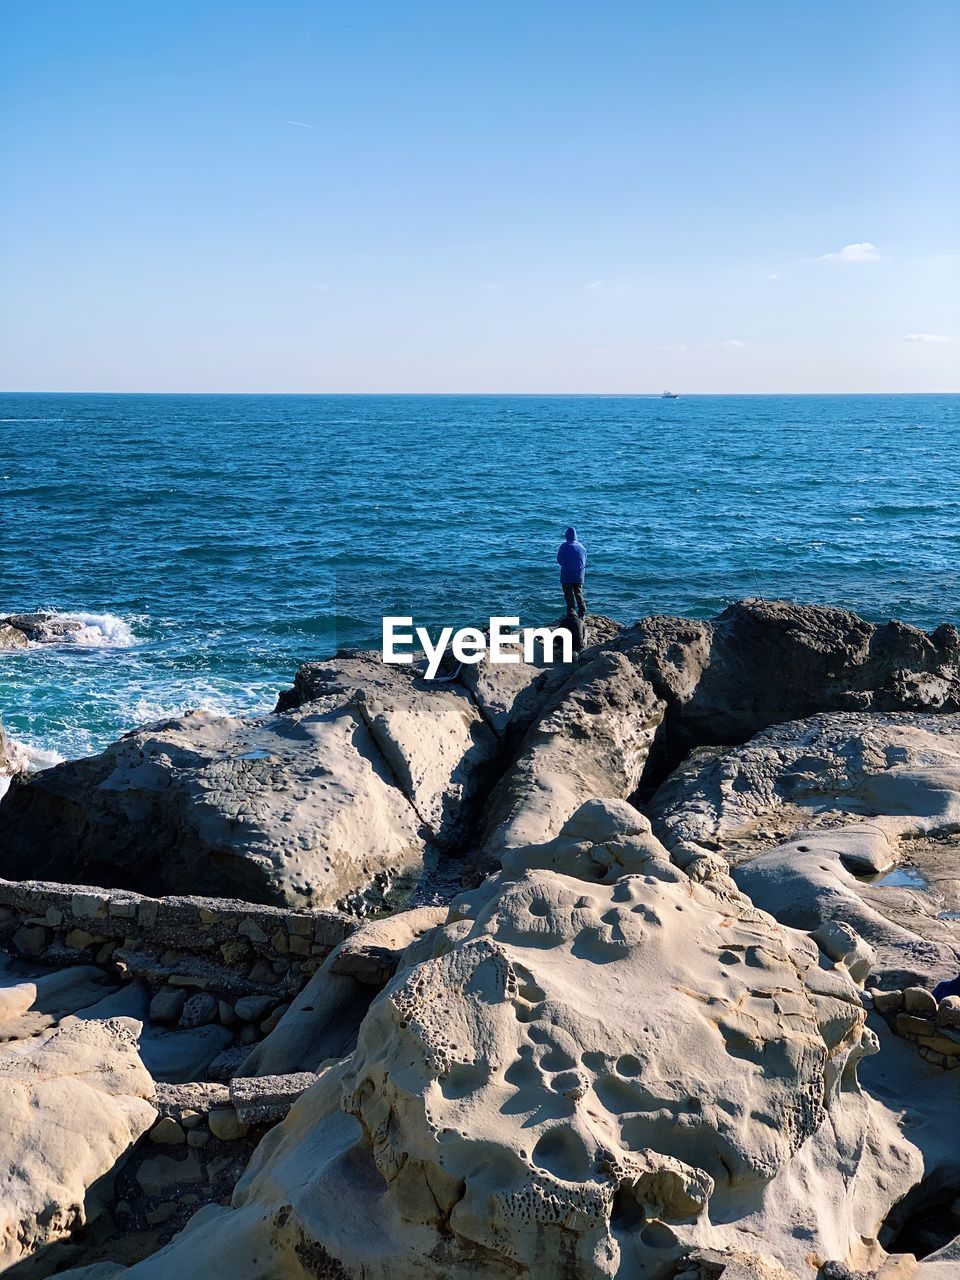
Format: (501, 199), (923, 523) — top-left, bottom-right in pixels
(287, 120), (319, 130)
(721, 338), (745, 349)
(902, 332), (953, 343)
(584, 279), (628, 294)
(658, 343), (688, 353)
(766, 272), (779, 281)
(819, 242), (880, 263)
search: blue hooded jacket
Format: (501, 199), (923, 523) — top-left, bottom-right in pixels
(557, 527), (586, 584)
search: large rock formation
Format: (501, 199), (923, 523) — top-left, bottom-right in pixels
(4, 600), (959, 909)
(0, 974), (156, 1269)
(276, 654), (500, 850)
(614, 600), (960, 742)
(480, 648), (666, 856)
(3, 601), (960, 1278)
(648, 711), (960, 988)
(0, 659), (498, 910)
(76, 801), (917, 1280)
(0, 706), (424, 910)
(453, 613), (625, 740)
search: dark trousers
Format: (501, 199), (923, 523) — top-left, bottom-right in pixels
(562, 581), (586, 617)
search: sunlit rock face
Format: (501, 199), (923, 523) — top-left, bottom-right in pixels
(99, 802), (913, 1280)
(0, 1010), (156, 1270)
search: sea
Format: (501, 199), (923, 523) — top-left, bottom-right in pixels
(2, 392), (959, 767)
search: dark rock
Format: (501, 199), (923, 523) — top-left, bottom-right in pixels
(149, 988), (187, 1025)
(179, 992), (219, 1028)
(0, 613), (84, 644)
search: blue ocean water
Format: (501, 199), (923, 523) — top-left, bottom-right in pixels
(2, 392), (959, 763)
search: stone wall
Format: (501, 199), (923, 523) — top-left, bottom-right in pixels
(0, 876), (355, 1006)
(872, 985), (960, 1068)
(28, 1075), (317, 1274)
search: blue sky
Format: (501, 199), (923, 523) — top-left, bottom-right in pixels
(1, 1), (957, 392)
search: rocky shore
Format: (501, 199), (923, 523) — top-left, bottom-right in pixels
(0, 600), (958, 1279)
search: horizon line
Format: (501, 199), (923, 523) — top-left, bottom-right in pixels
(2, 389), (958, 398)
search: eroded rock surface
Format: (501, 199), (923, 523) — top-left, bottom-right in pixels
(649, 712), (960, 988)
(90, 801), (915, 1280)
(481, 648), (666, 856)
(275, 654), (500, 850)
(4, 602), (960, 1278)
(454, 613), (625, 739)
(612, 601), (960, 758)
(0, 707), (424, 911)
(0, 996), (156, 1270)
(236, 905), (447, 1078)
(0, 654), (505, 912)
(5, 600), (959, 912)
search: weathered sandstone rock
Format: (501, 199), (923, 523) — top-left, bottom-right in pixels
(0, 655), (500, 910)
(481, 648), (666, 856)
(4, 600), (958, 912)
(90, 801), (915, 1280)
(648, 712), (960, 988)
(277, 654), (499, 848)
(237, 905), (447, 1077)
(453, 614), (624, 739)
(0, 1013), (156, 1269)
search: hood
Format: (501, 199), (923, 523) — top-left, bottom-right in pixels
(565, 527), (577, 542)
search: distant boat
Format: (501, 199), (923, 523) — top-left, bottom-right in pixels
(660, 390), (679, 399)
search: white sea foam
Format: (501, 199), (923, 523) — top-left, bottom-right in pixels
(10, 610), (138, 649)
(0, 736), (64, 798)
(124, 684), (271, 728)
(57, 611), (137, 648)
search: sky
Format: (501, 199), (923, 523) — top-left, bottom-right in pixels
(1, 1), (958, 393)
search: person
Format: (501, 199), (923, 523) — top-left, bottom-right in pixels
(557, 526), (587, 617)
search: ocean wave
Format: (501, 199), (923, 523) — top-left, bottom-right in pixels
(0, 735), (64, 798)
(62, 611), (137, 648)
(6, 610), (138, 649)
(122, 681), (274, 730)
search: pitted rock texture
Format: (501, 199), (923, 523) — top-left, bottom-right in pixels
(90, 801), (913, 1280)
(648, 712), (960, 988)
(236, 905), (446, 1077)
